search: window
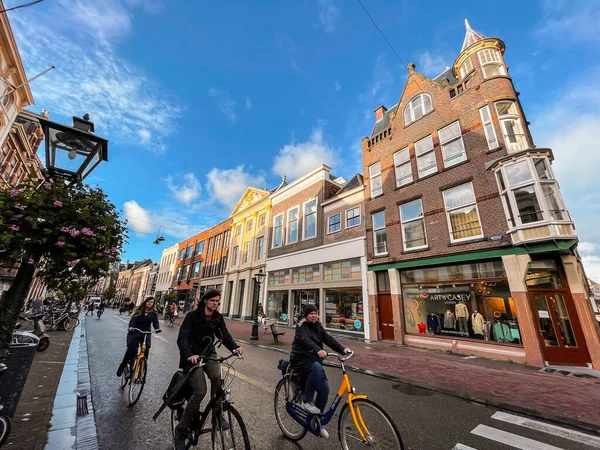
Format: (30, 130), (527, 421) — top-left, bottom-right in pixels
(195, 240), (205, 255)
(394, 147), (412, 187)
(214, 234), (222, 250)
(233, 246), (239, 265)
(372, 211), (387, 255)
(175, 266), (181, 281)
(323, 258), (361, 281)
(223, 230), (230, 248)
(459, 57), (473, 78)
(324, 287), (363, 333)
(369, 162), (382, 197)
(400, 199), (427, 250)
(256, 237), (264, 260)
(178, 249), (185, 261)
(479, 105), (498, 150)
(272, 214), (283, 247)
(268, 270), (290, 286)
(346, 206), (360, 228)
(443, 183), (483, 242)
(303, 199), (317, 239)
(291, 265), (320, 284)
(192, 262), (202, 278)
(182, 264), (190, 280)
(478, 49), (505, 79)
(236, 225), (242, 237)
(438, 121), (466, 167)
(207, 237), (213, 254)
(287, 207), (299, 244)
(243, 242), (250, 264)
(328, 213), (341, 233)
(259, 214), (266, 228)
(247, 220), (253, 232)
(404, 94), (433, 125)
(495, 101), (526, 151)
(415, 135), (437, 178)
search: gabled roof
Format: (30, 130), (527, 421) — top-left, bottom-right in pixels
(229, 187), (270, 217)
(371, 104), (398, 137)
(270, 176), (288, 193)
(462, 19), (486, 52)
(335, 174), (364, 196)
(432, 67), (459, 86)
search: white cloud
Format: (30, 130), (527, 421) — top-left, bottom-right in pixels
(334, 81), (342, 92)
(290, 61), (300, 73)
(317, 0), (339, 33)
(206, 166), (266, 209)
(245, 97), (252, 111)
(209, 88), (238, 123)
(163, 173), (202, 205)
(418, 51), (448, 77)
(11, 3), (181, 153)
(272, 122), (338, 180)
(582, 255), (600, 284)
(534, 0), (600, 45)
(579, 242), (599, 255)
(124, 201), (154, 234)
(124, 200), (204, 240)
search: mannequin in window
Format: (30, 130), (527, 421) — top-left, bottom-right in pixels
(455, 301), (469, 334)
(426, 313), (441, 334)
(471, 310), (485, 339)
(444, 309), (456, 329)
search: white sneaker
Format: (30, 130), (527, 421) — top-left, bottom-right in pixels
(300, 402), (320, 414)
(319, 427), (329, 439)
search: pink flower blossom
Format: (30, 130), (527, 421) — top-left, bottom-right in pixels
(27, 258), (35, 264)
(81, 227), (95, 236)
(14, 204), (26, 210)
(14, 214), (23, 220)
(60, 226), (70, 232)
(56, 241), (65, 247)
(9, 189), (21, 196)
(66, 259), (80, 268)
(69, 229), (80, 237)
(43, 181), (53, 189)
(9, 225), (19, 231)
(53, 200), (63, 207)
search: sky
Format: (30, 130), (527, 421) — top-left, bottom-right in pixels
(6, 0), (600, 281)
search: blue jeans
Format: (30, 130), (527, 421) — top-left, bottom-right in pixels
(303, 361), (329, 412)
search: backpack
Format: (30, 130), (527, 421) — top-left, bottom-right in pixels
(162, 370), (193, 409)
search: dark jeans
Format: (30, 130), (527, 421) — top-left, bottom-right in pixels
(302, 361), (329, 412)
(120, 334), (151, 367)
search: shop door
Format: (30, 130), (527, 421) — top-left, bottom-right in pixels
(378, 293), (395, 340)
(529, 292), (590, 366)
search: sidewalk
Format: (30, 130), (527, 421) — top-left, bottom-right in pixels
(219, 318), (600, 434)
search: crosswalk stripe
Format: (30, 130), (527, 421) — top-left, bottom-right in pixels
(452, 444), (478, 450)
(471, 425), (564, 450)
(492, 411), (600, 448)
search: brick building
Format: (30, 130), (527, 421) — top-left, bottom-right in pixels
(362, 20), (600, 368)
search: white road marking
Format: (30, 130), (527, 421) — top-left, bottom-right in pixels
(492, 411), (600, 448)
(452, 444), (478, 450)
(471, 424), (564, 450)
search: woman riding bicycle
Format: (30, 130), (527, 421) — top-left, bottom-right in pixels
(290, 304), (351, 439)
(116, 297), (161, 377)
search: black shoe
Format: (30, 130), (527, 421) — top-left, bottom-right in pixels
(116, 362), (126, 377)
(173, 428), (189, 450)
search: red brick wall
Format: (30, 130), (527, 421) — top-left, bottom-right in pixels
(322, 197), (365, 246)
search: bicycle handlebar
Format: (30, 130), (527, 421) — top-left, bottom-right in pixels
(129, 328), (161, 334)
(326, 350), (354, 361)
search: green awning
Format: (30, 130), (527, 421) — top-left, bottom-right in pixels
(368, 239), (577, 272)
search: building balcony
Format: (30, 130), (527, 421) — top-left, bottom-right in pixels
(506, 220), (577, 245)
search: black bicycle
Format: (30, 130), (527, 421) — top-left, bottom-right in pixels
(43, 307), (79, 331)
(96, 308), (104, 319)
(153, 340), (250, 450)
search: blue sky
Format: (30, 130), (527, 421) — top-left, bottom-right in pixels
(7, 0), (600, 280)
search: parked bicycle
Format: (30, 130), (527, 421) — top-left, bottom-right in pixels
(120, 328), (159, 406)
(274, 351), (404, 449)
(0, 363), (9, 448)
(153, 338), (251, 450)
(42, 307), (79, 331)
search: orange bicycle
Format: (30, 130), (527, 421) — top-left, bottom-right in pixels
(119, 328), (159, 406)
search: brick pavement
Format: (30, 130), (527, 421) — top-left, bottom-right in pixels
(4, 328), (74, 450)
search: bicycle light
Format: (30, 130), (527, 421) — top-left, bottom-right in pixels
(225, 388), (231, 402)
(352, 386), (356, 395)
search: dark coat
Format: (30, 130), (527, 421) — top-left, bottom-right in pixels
(127, 311), (160, 347)
(290, 320), (345, 375)
(177, 308), (238, 369)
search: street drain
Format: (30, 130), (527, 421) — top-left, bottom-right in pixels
(391, 384), (432, 396)
(77, 394), (88, 416)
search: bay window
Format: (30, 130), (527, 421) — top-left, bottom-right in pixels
(372, 211), (388, 255)
(303, 199), (317, 239)
(438, 121), (466, 167)
(369, 162), (383, 197)
(394, 147), (412, 187)
(404, 93), (433, 125)
(478, 49), (506, 78)
(287, 206), (299, 244)
(459, 57), (473, 78)
(272, 214), (283, 247)
(479, 105), (499, 150)
(415, 135), (437, 178)
(443, 183), (483, 242)
(495, 101), (527, 151)
(400, 199), (427, 250)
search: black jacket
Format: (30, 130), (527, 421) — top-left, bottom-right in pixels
(290, 320), (345, 375)
(177, 308), (238, 368)
(127, 311), (160, 347)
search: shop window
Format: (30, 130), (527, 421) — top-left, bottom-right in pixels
(293, 289), (319, 324)
(401, 260), (505, 283)
(323, 258), (361, 281)
(400, 199), (427, 250)
(438, 121), (466, 168)
(415, 135), (437, 178)
(495, 101), (527, 152)
(404, 93), (433, 125)
(266, 291), (289, 322)
(325, 288), (364, 333)
(478, 49), (506, 79)
(459, 57), (473, 78)
(287, 206), (299, 244)
(328, 213), (341, 233)
(525, 260), (563, 289)
(372, 211), (387, 255)
(479, 105), (498, 150)
(346, 206), (361, 228)
(442, 182), (483, 242)
(394, 147), (412, 187)
(272, 214), (283, 247)
(268, 269), (290, 286)
(256, 237), (264, 260)
(369, 162), (383, 197)
(291, 265), (321, 284)
(303, 199), (317, 239)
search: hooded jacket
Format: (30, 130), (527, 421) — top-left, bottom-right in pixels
(290, 320), (345, 375)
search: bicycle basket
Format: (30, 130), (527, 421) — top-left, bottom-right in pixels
(163, 370), (192, 409)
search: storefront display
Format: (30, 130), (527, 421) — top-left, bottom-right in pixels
(292, 289), (318, 324)
(401, 260), (521, 345)
(291, 265), (320, 284)
(266, 291), (289, 322)
(324, 288), (364, 333)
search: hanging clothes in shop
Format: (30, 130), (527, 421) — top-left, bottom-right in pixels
(426, 313), (441, 334)
(444, 310), (456, 329)
(471, 312), (485, 336)
(492, 321), (512, 343)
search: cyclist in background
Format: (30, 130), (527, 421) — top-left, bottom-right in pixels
(97, 300), (106, 318)
(116, 297), (161, 377)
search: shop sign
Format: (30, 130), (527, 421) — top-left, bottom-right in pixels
(488, 235), (506, 241)
(538, 310), (550, 319)
(354, 319), (362, 330)
(593, 286), (600, 299)
(420, 292), (471, 302)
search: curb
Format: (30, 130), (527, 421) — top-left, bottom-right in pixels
(237, 337), (600, 435)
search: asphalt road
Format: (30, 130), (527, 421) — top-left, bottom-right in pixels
(85, 311), (600, 450)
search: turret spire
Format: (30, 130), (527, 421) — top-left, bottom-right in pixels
(461, 19), (486, 52)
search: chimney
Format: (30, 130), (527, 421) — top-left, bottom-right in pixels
(374, 105), (387, 122)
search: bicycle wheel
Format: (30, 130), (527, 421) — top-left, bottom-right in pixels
(212, 404), (250, 450)
(273, 378), (307, 441)
(120, 364), (129, 390)
(63, 317), (78, 331)
(0, 413), (11, 446)
(128, 358), (146, 406)
(338, 398), (404, 450)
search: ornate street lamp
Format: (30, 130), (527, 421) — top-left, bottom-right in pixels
(250, 268), (266, 340)
(37, 114), (108, 182)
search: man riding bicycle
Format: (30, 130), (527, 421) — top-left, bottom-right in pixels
(290, 304), (351, 439)
(174, 289), (243, 450)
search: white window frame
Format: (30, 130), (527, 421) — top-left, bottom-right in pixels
(233, 246), (239, 265)
(175, 266), (181, 281)
(442, 182), (484, 243)
(272, 213), (284, 248)
(369, 162), (383, 197)
(495, 100), (527, 152)
(178, 249), (185, 261)
(236, 225), (242, 237)
(328, 213), (341, 234)
(404, 93), (433, 125)
(438, 121), (467, 168)
(459, 57), (473, 78)
(394, 147), (412, 187)
(345, 206), (361, 228)
(247, 219), (253, 232)
(399, 199), (427, 250)
(303, 198), (318, 240)
(256, 236), (264, 260)
(479, 105), (499, 150)
(478, 49), (506, 79)
(415, 135), (437, 178)
(372, 211), (388, 256)
(182, 264), (190, 280)
(259, 214), (266, 228)
(243, 242), (250, 264)
(192, 262), (201, 278)
(287, 206), (299, 244)
(195, 240), (205, 255)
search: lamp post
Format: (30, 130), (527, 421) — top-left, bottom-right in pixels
(250, 268), (266, 340)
